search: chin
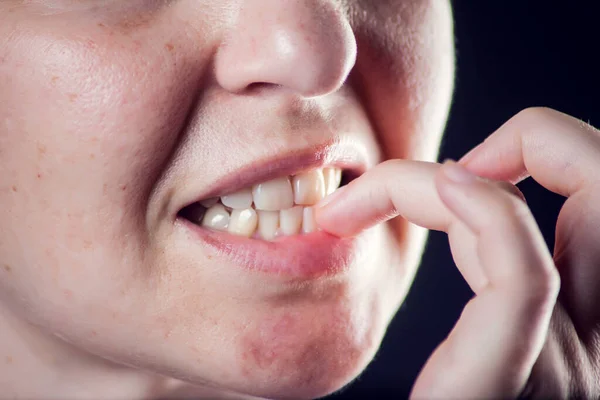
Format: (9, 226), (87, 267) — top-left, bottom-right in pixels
(230, 336), (382, 399)
(222, 293), (386, 400)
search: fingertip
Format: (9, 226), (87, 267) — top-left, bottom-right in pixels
(316, 184), (348, 209)
(314, 203), (335, 232)
(314, 211), (351, 238)
(314, 189), (350, 237)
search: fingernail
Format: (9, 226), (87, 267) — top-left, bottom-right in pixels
(442, 159), (477, 184)
(317, 185), (348, 208)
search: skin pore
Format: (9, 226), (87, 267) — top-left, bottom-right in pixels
(0, 1), (454, 399)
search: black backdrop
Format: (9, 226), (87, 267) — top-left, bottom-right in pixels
(334, 1), (599, 398)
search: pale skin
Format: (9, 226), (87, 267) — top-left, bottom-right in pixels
(319, 107), (600, 397)
(0, 1), (598, 399)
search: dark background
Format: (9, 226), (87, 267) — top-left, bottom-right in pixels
(333, 1), (598, 398)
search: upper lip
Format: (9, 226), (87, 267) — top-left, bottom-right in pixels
(172, 137), (372, 218)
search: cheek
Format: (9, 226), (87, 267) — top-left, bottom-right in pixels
(0, 19), (209, 321)
(0, 28), (197, 202)
(351, 0), (455, 162)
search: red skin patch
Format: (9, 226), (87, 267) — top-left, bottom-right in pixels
(236, 305), (369, 396)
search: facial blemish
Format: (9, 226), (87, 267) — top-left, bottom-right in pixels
(68, 93), (78, 103)
(240, 313), (297, 372)
(11, 186), (17, 193)
(85, 39), (97, 50)
(116, 12), (155, 32)
(4, 356), (13, 364)
(165, 43), (175, 52)
(3, 264), (11, 273)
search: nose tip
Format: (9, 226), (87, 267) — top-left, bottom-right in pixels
(214, 0), (357, 98)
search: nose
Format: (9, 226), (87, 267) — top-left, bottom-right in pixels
(214, 0), (357, 98)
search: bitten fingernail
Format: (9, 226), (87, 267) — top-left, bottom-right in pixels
(442, 159), (477, 184)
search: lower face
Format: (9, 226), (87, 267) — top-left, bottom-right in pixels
(0, 1), (454, 398)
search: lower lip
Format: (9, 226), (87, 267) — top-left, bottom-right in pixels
(177, 217), (359, 281)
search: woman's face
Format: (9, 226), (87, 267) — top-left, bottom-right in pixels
(0, 0), (454, 398)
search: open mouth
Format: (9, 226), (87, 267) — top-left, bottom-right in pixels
(170, 141), (374, 278)
(178, 167), (356, 241)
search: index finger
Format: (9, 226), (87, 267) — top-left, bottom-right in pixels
(315, 159), (453, 236)
(459, 107), (600, 197)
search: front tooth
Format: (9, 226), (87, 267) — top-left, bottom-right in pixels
(302, 207), (317, 234)
(221, 188), (253, 209)
(257, 211), (279, 240)
(280, 206), (303, 236)
(323, 168), (342, 195)
(252, 177), (294, 211)
(228, 208), (258, 237)
(201, 204), (230, 231)
(292, 170), (326, 205)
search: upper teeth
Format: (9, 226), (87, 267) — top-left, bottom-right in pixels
(193, 167), (342, 240)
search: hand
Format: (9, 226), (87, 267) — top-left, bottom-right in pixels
(317, 107), (600, 398)
(459, 107), (600, 398)
(317, 158), (558, 398)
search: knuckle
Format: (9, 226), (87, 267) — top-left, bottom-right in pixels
(533, 268), (560, 298)
(514, 106), (558, 123)
(519, 267), (560, 308)
(514, 106), (600, 144)
(510, 107), (561, 144)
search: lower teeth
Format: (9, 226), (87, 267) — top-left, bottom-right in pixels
(194, 201), (317, 240)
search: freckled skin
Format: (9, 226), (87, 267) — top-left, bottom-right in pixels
(0, 0), (455, 399)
